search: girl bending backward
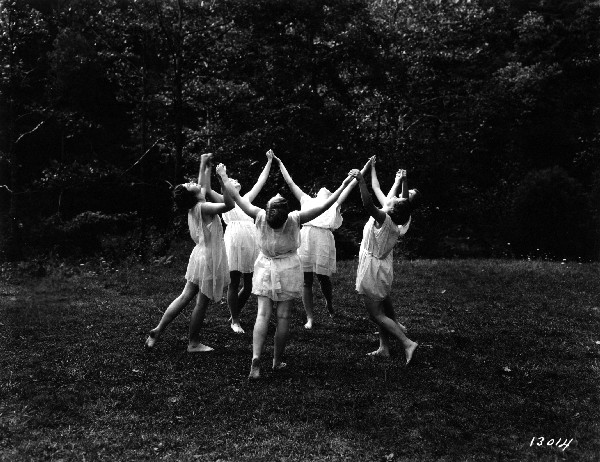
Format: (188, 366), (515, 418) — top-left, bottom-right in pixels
(278, 157), (366, 329)
(217, 162), (353, 379)
(349, 157), (421, 364)
(203, 151), (274, 334)
(145, 155), (233, 352)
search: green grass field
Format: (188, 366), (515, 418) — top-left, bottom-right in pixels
(1, 247), (600, 461)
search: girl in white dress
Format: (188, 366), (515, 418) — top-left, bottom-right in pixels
(216, 161), (353, 379)
(204, 151), (274, 334)
(145, 154), (233, 352)
(278, 159), (366, 329)
(349, 156), (421, 364)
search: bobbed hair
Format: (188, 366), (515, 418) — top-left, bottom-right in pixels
(388, 189), (422, 227)
(173, 184), (198, 212)
(266, 195), (289, 229)
(388, 201), (411, 227)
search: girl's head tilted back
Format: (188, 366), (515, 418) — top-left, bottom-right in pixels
(387, 188), (422, 226)
(266, 193), (289, 229)
(316, 187), (332, 200)
(173, 183), (203, 212)
(229, 178), (242, 191)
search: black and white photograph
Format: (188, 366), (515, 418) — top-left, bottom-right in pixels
(1, 0), (599, 460)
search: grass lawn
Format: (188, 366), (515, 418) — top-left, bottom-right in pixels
(1, 245), (599, 461)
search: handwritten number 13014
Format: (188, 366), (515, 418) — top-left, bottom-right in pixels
(530, 437), (573, 451)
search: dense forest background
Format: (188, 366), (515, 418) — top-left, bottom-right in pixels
(1, 0), (599, 262)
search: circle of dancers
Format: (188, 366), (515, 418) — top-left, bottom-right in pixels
(145, 151), (421, 379)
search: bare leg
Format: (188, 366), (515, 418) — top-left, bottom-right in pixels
(273, 300), (291, 369)
(250, 296), (273, 379)
(316, 274), (334, 317)
(187, 292), (213, 352)
(303, 272), (315, 329)
(145, 281), (199, 349)
(227, 271), (245, 334)
(363, 296), (417, 364)
(238, 272), (253, 313)
(383, 297), (407, 332)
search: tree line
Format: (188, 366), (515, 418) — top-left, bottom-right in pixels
(1, 0), (599, 261)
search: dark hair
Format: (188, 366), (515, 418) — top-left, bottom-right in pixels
(266, 196), (289, 229)
(388, 201), (411, 227)
(388, 190), (422, 226)
(173, 184), (198, 211)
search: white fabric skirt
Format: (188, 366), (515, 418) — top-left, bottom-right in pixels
(252, 252), (303, 301)
(185, 244), (229, 302)
(298, 226), (336, 276)
(355, 250), (393, 302)
(224, 221), (259, 273)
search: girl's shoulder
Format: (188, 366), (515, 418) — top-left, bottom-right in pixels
(288, 210), (301, 224)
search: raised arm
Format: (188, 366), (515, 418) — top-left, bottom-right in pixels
(200, 168), (234, 215)
(299, 175), (353, 224)
(276, 156), (308, 202)
(370, 156), (387, 207)
(202, 153), (224, 203)
(337, 157), (372, 205)
(387, 169), (407, 201)
(198, 153), (210, 196)
(350, 169), (387, 225)
(216, 163), (262, 219)
(244, 149), (274, 202)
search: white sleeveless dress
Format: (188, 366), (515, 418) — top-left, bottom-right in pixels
(223, 204), (259, 273)
(184, 203), (230, 301)
(298, 196), (342, 276)
(355, 215), (410, 301)
(252, 210), (303, 301)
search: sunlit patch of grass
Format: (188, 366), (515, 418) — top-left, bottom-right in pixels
(1, 253), (599, 460)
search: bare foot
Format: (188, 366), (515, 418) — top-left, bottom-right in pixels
(187, 342), (214, 353)
(145, 330), (159, 349)
(304, 319), (313, 330)
(201, 153), (213, 161)
(272, 362), (287, 371)
(249, 357), (260, 380)
(326, 304), (336, 318)
(230, 323), (245, 334)
(405, 341), (418, 365)
(367, 347), (390, 358)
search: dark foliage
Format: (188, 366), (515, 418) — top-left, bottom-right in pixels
(1, 0), (599, 260)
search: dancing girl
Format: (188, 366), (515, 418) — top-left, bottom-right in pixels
(203, 150), (274, 333)
(145, 154), (233, 352)
(217, 159), (354, 379)
(349, 156), (421, 364)
(278, 158), (365, 329)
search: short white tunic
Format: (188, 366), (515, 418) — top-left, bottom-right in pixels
(298, 196), (342, 276)
(252, 210), (303, 301)
(223, 204), (259, 273)
(185, 203), (230, 301)
(355, 214), (410, 301)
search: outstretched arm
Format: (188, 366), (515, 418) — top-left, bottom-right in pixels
(200, 170), (234, 216)
(370, 156), (388, 207)
(216, 164), (262, 219)
(276, 156), (308, 202)
(198, 153), (210, 196)
(350, 169), (387, 225)
(387, 169), (407, 200)
(299, 175), (353, 224)
(337, 157), (372, 205)
(202, 153), (225, 203)
(244, 149), (274, 202)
